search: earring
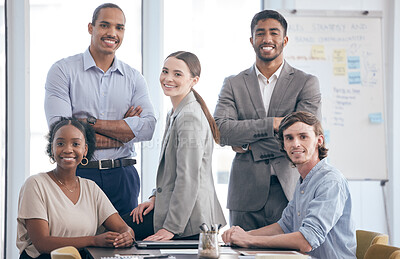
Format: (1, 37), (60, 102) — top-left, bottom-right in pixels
(49, 156), (55, 164)
(81, 156), (89, 166)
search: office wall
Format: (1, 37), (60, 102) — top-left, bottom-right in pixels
(386, 0), (400, 248)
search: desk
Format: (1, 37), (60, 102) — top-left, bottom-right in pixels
(85, 246), (238, 259)
(85, 246), (308, 259)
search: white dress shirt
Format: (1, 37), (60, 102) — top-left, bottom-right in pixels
(255, 61), (285, 114)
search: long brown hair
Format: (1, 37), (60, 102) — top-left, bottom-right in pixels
(278, 111), (328, 160)
(166, 51), (220, 144)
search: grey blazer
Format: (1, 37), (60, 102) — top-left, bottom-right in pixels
(214, 62), (321, 212)
(153, 91), (226, 237)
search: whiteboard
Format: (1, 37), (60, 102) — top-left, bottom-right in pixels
(281, 10), (387, 180)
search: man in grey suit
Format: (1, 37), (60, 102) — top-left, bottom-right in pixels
(214, 10), (321, 230)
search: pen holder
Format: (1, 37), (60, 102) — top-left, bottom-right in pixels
(198, 231), (219, 259)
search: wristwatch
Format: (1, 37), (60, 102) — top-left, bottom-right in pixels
(87, 116), (97, 126)
(241, 144), (249, 151)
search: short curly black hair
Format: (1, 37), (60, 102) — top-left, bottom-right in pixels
(46, 117), (96, 161)
(91, 3), (125, 25)
(250, 10), (288, 36)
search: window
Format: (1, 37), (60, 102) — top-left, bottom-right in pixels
(163, 0), (260, 225)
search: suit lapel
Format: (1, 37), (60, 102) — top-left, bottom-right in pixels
(244, 66), (266, 118)
(159, 112), (173, 163)
(267, 62), (294, 117)
(158, 92), (197, 163)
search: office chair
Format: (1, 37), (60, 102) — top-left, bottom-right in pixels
(390, 251), (400, 259)
(364, 244), (400, 259)
(356, 229), (389, 259)
(50, 246), (82, 259)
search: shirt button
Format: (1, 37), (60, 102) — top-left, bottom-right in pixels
(301, 190), (304, 194)
(157, 187), (162, 193)
(297, 212), (300, 216)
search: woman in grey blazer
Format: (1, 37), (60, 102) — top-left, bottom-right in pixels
(123, 51), (226, 240)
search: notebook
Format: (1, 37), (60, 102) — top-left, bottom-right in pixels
(135, 240), (199, 249)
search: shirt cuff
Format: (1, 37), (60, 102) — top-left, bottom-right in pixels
(124, 116), (143, 139)
(299, 227), (319, 251)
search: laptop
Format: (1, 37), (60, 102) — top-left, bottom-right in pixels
(135, 240), (199, 249)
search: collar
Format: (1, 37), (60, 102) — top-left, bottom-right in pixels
(170, 91), (197, 118)
(302, 158), (327, 183)
(83, 47), (124, 75)
(254, 60), (285, 81)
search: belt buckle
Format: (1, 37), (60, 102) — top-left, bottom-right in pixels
(99, 159), (114, 170)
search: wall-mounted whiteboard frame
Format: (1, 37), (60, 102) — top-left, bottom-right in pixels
(280, 10), (387, 180)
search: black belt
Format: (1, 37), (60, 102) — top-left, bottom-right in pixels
(78, 158), (136, 170)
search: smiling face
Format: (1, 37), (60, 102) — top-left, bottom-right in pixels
(283, 122), (323, 174)
(88, 7), (125, 58)
(250, 18), (288, 64)
(52, 124), (88, 171)
(159, 57), (199, 108)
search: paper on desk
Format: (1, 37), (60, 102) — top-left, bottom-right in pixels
(238, 251), (309, 258)
(101, 256), (136, 259)
(254, 251), (309, 258)
(160, 249), (198, 254)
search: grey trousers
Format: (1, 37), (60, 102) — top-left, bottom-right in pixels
(229, 175), (288, 231)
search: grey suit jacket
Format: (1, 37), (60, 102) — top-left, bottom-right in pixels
(214, 62), (321, 212)
(153, 92), (226, 237)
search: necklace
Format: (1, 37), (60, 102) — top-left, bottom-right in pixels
(52, 170), (78, 193)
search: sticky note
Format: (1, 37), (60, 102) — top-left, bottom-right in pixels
(348, 72), (361, 84)
(348, 56), (360, 69)
(369, 113), (383, 124)
(333, 64), (346, 76)
(333, 49), (346, 63)
(324, 130), (330, 144)
(311, 45), (326, 59)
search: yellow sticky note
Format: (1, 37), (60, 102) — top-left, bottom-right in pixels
(311, 45), (325, 59)
(333, 49), (346, 63)
(333, 64), (346, 76)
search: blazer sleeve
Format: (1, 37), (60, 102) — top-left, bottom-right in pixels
(161, 112), (207, 234)
(295, 74), (322, 120)
(214, 76), (276, 147)
(250, 74), (321, 161)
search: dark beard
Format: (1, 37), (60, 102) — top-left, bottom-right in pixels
(255, 42), (284, 62)
(257, 53), (279, 62)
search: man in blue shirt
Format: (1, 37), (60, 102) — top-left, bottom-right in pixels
(222, 111), (356, 258)
(44, 3), (156, 215)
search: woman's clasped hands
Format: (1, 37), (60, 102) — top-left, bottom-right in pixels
(94, 230), (135, 248)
